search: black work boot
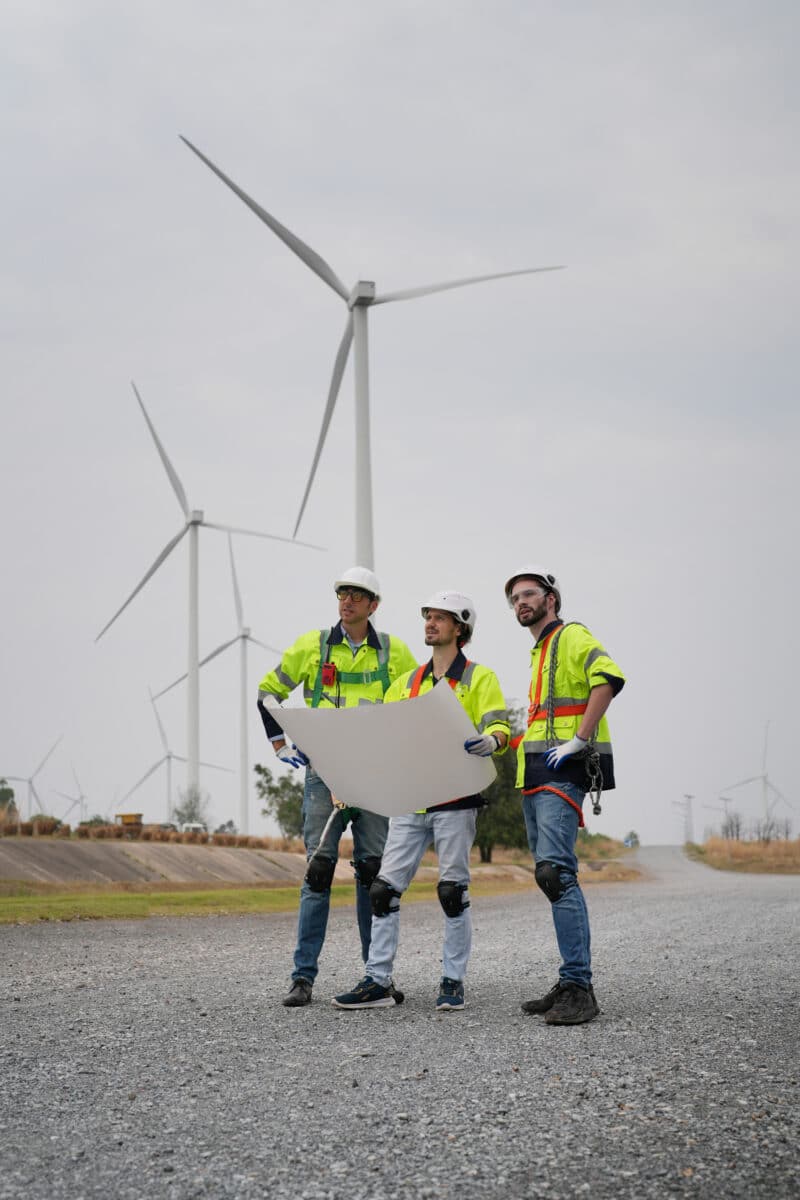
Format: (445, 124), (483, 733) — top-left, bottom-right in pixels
(282, 978), (313, 1007)
(521, 980), (565, 1015)
(544, 981), (599, 1025)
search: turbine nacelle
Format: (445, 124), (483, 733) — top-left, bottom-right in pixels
(348, 281), (376, 309)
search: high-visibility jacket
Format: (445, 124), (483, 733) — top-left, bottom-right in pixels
(257, 620), (417, 740)
(517, 620), (625, 794)
(385, 650), (510, 811)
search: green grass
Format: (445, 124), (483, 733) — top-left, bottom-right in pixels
(1, 879), (532, 925)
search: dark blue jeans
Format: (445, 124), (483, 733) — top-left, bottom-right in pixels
(292, 769), (389, 984)
(522, 781), (592, 988)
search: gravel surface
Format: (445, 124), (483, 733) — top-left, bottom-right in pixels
(1, 846), (798, 1199)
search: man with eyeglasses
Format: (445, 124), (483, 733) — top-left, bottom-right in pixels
(505, 566), (625, 1025)
(257, 567), (416, 1007)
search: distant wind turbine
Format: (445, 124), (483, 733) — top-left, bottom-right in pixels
(721, 721), (794, 821)
(122, 690), (231, 822)
(153, 535), (280, 835)
(4, 736), (63, 819)
(54, 765), (88, 825)
(96, 383), (320, 796)
(181, 135), (564, 566)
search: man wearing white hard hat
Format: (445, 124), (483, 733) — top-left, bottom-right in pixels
(505, 566), (625, 1026)
(257, 567), (416, 1007)
(333, 590), (509, 1012)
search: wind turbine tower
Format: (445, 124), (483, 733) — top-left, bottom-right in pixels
(97, 384), (319, 796)
(181, 136), (563, 567)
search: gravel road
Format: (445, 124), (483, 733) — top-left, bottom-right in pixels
(1, 846), (798, 1199)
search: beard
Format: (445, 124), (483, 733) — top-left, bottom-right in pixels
(516, 599), (549, 627)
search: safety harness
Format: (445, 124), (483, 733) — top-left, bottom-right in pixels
(310, 627), (392, 708)
(524, 622), (604, 817)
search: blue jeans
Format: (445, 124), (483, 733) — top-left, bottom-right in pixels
(292, 769), (389, 984)
(521, 782), (592, 988)
(366, 809), (477, 987)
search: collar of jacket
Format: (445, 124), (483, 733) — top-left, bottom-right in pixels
(533, 619), (563, 650)
(327, 620), (383, 651)
(419, 649), (469, 685)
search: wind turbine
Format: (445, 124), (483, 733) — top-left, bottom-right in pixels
(721, 721), (793, 822)
(54, 766), (88, 826)
(180, 136), (563, 566)
(96, 383), (320, 796)
(153, 535), (280, 836)
(122, 690), (231, 822)
(4, 736), (63, 820)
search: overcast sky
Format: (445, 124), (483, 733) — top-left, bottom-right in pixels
(2, 1), (797, 845)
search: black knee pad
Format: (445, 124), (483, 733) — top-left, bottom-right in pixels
(305, 855), (336, 893)
(353, 855), (382, 890)
(535, 861), (566, 903)
(437, 880), (470, 918)
(370, 876), (401, 918)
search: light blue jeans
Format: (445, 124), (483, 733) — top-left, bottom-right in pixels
(522, 781), (591, 988)
(292, 769), (388, 984)
(366, 808), (477, 987)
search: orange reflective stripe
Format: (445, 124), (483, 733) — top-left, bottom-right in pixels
(409, 664), (465, 699)
(522, 784), (585, 829)
(528, 703), (588, 722)
(527, 629), (559, 726)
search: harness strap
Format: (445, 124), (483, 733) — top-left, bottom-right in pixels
(311, 630), (392, 708)
(527, 628), (559, 726)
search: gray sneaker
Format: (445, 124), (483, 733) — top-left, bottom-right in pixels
(544, 982), (600, 1025)
(282, 978), (313, 1007)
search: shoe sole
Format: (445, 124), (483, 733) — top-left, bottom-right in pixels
(544, 1006), (600, 1026)
(330, 997), (396, 1009)
(436, 1001), (465, 1011)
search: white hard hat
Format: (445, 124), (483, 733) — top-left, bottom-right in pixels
(504, 566), (561, 606)
(334, 566), (381, 601)
(421, 590), (477, 644)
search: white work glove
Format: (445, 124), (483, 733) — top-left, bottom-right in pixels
(276, 744), (310, 769)
(464, 733), (500, 757)
(545, 735), (588, 769)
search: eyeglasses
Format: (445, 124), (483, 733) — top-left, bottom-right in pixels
(508, 587), (546, 608)
(336, 587), (372, 602)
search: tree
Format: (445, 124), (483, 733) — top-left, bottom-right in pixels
(214, 819), (238, 835)
(474, 708), (528, 863)
(173, 785), (210, 829)
(721, 811), (743, 841)
(254, 763), (304, 839)
(623, 830), (640, 848)
(0, 779), (18, 823)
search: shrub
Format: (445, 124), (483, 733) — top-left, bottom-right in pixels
(20, 822), (33, 837)
(33, 818), (59, 836)
(55, 824), (71, 838)
(140, 829), (152, 841)
(76, 825), (90, 839)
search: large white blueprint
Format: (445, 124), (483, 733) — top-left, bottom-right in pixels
(264, 681), (496, 817)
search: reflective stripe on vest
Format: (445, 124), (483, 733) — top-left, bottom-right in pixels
(408, 663), (466, 699)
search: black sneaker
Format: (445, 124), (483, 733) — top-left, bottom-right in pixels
(282, 978), (313, 1007)
(331, 976), (396, 1009)
(544, 982), (600, 1025)
(521, 980), (565, 1015)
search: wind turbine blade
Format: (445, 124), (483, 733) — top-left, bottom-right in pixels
(54, 790), (77, 803)
(227, 533), (244, 630)
(766, 780), (794, 808)
(202, 521), (323, 552)
(720, 775), (762, 793)
(247, 634), (283, 655)
(30, 780), (44, 813)
(32, 736), (63, 779)
(131, 382), (190, 518)
(199, 761), (234, 773)
(373, 265), (564, 305)
(148, 688), (170, 754)
(96, 525), (189, 642)
(153, 637), (239, 699)
(123, 758), (167, 801)
(179, 136), (350, 301)
(293, 312), (354, 538)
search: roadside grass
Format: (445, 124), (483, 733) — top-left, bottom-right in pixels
(688, 837), (800, 874)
